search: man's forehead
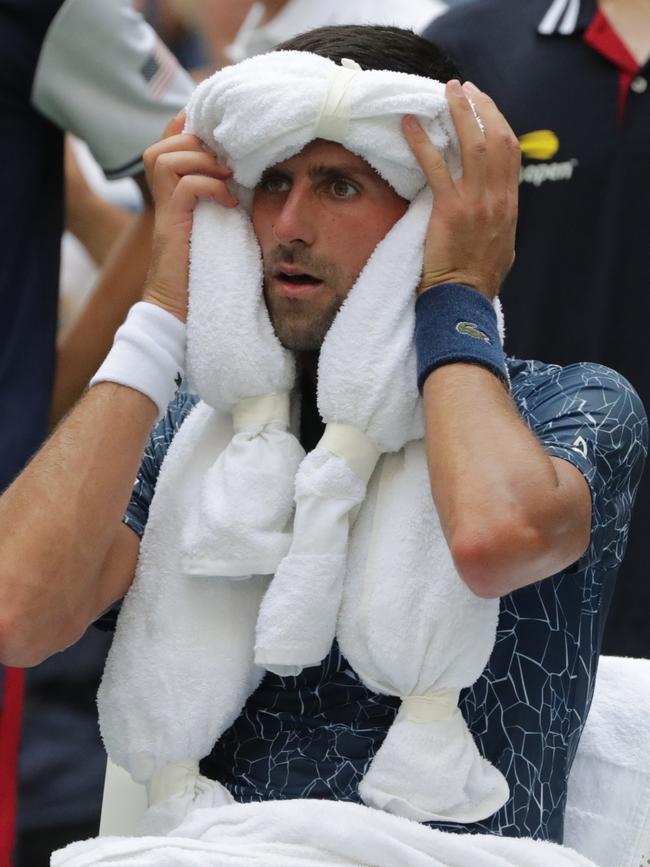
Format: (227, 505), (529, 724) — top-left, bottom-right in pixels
(268, 139), (379, 178)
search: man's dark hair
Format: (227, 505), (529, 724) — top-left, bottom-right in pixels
(277, 24), (462, 83)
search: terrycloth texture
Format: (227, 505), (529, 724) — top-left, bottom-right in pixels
(415, 282), (510, 391)
(98, 48), (508, 831)
(181, 198), (303, 578)
(187, 50), (462, 200)
(179, 49), (460, 589)
(137, 761), (234, 838)
(253, 189), (431, 676)
(338, 441), (508, 822)
(53, 799), (598, 867)
(97, 403), (270, 786)
(564, 656), (650, 867)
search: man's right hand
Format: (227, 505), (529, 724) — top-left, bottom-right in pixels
(142, 111), (239, 322)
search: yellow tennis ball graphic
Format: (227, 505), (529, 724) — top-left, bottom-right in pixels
(519, 130), (560, 161)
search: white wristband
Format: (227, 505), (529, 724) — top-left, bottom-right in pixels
(90, 302), (186, 418)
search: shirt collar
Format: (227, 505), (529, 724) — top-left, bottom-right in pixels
(537, 0), (597, 36)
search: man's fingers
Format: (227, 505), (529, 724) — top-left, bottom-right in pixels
(153, 150), (236, 204)
(169, 175), (239, 215)
(462, 82), (521, 193)
(402, 114), (456, 200)
(162, 109), (186, 139)
(144, 133), (232, 198)
(145, 133), (231, 173)
(447, 79), (487, 191)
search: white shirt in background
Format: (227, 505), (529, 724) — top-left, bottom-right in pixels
(226, 0), (447, 63)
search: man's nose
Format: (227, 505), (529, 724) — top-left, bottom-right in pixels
(272, 184), (317, 246)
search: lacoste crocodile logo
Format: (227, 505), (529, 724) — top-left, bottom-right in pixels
(456, 321), (490, 343)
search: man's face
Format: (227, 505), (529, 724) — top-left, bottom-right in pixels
(252, 139), (409, 351)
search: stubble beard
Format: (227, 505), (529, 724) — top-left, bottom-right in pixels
(262, 246), (350, 352)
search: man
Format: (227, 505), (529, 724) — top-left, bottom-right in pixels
(0, 26), (645, 847)
(423, 0), (650, 658)
(0, 1), (194, 860)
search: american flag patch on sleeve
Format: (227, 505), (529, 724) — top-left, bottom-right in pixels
(140, 38), (179, 99)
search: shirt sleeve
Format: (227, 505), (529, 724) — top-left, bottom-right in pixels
(95, 392), (197, 631)
(31, 0), (195, 178)
(123, 391), (198, 539)
(511, 360), (648, 571)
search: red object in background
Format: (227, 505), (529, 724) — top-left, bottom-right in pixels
(584, 10), (642, 119)
(0, 668), (24, 867)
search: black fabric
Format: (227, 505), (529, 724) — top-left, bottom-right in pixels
(424, 0), (650, 656)
(14, 819), (99, 867)
(0, 0), (112, 842)
(0, 0), (64, 493)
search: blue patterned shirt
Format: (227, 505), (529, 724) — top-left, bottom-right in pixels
(120, 358), (647, 843)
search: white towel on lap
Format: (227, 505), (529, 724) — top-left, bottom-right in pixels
(53, 799), (598, 867)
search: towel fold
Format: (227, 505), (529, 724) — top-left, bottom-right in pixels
(181, 200), (301, 579)
(188, 51), (462, 200)
(254, 189), (430, 675)
(97, 404), (269, 783)
(137, 761), (234, 837)
(339, 440), (507, 821)
(53, 799), (598, 867)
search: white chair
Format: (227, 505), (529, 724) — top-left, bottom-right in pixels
(99, 759), (147, 837)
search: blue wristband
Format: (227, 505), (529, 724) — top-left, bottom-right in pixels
(415, 283), (508, 393)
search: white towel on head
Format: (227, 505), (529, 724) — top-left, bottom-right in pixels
(187, 50), (462, 200)
(53, 798), (598, 867)
(98, 48), (509, 831)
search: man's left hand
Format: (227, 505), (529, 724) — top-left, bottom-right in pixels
(402, 80), (520, 300)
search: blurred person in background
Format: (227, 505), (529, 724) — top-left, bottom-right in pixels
(58, 137), (143, 340)
(196, 0), (257, 67)
(224, 0), (447, 63)
(138, 0), (256, 73)
(0, 1), (193, 863)
(424, 0), (650, 658)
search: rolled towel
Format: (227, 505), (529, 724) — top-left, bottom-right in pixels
(338, 438), (508, 822)
(181, 198), (303, 579)
(97, 404), (269, 785)
(254, 189), (430, 674)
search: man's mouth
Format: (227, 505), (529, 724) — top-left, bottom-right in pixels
(272, 265), (324, 297)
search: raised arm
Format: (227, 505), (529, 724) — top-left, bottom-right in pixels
(402, 81), (591, 599)
(0, 120), (236, 667)
(50, 203), (155, 427)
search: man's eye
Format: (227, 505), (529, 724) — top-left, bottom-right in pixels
(260, 174), (290, 194)
(330, 179), (358, 198)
